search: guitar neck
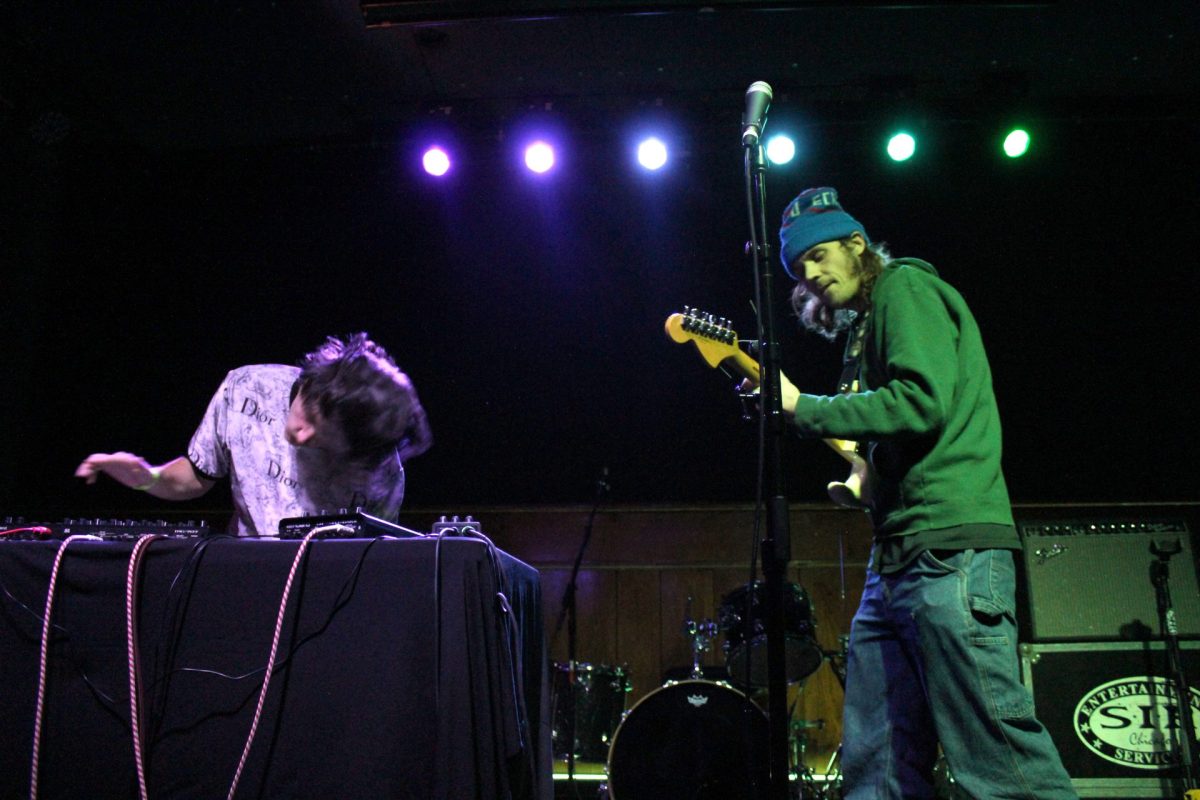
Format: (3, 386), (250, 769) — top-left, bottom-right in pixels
(734, 353), (863, 466)
(728, 350), (761, 386)
(664, 309), (870, 505)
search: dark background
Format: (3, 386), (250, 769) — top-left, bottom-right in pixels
(2, 1), (1197, 522)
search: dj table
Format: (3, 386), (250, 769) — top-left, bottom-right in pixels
(0, 534), (550, 799)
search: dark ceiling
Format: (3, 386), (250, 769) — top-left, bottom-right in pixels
(3, 1), (1197, 152)
(2, 1), (1198, 517)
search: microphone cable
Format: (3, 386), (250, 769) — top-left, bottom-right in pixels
(126, 534), (167, 800)
(29, 534), (101, 800)
(226, 528), (323, 800)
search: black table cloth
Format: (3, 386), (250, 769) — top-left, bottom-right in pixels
(0, 535), (550, 800)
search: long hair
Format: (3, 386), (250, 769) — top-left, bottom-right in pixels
(296, 332), (433, 463)
(789, 239), (891, 340)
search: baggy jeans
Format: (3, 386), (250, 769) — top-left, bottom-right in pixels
(840, 548), (1079, 799)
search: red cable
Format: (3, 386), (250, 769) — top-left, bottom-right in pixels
(0, 527), (52, 537)
(127, 535), (166, 800)
(29, 535), (96, 800)
(226, 530), (320, 800)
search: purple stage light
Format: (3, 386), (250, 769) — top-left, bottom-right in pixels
(422, 147), (451, 176)
(524, 141), (555, 174)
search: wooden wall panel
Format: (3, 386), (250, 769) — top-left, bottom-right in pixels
(481, 511), (866, 669)
(614, 569), (660, 697)
(542, 567), (619, 664)
(657, 568), (716, 683)
(473, 505), (875, 568)
(464, 503), (874, 768)
(413, 501), (1197, 771)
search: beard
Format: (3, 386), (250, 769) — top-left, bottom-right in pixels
(792, 246), (865, 340)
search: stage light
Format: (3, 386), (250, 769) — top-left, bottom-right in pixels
(1003, 128), (1031, 158)
(636, 137), (668, 170)
(886, 132), (916, 162)
(421, 147), (451, 176)
(765, 134), (796, 165)
(524, 141), (556, 174)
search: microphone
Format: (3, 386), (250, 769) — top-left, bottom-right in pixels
(741, 81), (773, 147)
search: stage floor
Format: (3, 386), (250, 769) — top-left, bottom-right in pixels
(549, 745), (845, 799)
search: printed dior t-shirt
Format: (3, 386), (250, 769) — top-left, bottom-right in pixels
(187, 364), (406, 535)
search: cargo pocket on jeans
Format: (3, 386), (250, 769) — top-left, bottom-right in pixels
(967, 550), (1033, 720)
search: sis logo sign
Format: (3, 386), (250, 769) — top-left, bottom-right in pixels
(1074, 675), (1200, 769)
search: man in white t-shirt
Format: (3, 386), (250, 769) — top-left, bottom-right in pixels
(75, 332), (432, 535)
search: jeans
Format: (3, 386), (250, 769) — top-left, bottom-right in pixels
(841, 548), (1078, 799)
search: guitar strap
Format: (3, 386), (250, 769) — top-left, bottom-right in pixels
(837, 309), (871, 394)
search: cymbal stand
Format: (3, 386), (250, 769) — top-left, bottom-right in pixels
(827, 634), (849, 690)
(805, 634), (850, 799)
(682, 598), (718, 680)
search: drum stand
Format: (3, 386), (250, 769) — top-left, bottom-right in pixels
(788, 716), (824, 791)
(683, 599), (718, 679)
(785, 636), (850, 799)
(787, 743), (842, 800)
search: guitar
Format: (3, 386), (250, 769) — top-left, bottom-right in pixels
(665, 308), (873, 510)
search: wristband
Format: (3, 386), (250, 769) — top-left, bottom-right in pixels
(133, 467), (162, 492)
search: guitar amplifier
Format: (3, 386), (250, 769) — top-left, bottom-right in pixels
(1019, 517), (1200, 641)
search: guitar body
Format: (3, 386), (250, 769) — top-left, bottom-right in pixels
(826, 458), (873, 510)
(665, 310), (874, 510)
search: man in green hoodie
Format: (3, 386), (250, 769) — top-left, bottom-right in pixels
(776, 187), (1076, 799)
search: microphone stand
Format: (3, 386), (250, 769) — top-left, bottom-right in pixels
(1149, 539), (1200, 797)
(551, 468), (609, 788)
(744, 127), (792, 799)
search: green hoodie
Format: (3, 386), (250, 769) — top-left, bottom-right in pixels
(791, 258), (1017, 552)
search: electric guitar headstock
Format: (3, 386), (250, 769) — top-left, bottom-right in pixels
(664, 307), (759, 383)
(665, 305), (873, 510)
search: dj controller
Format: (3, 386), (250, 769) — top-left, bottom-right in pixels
(1, 512), (484, 540)
(0, 517), (212, 540)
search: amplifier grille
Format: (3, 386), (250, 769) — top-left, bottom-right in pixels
(1019, 518), (1200, 641)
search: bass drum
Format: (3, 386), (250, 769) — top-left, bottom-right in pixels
(606, 680), (769, 800)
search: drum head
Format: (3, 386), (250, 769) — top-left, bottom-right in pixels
(606, 680), (769, 800)
(719, 581), (823, 688)
(725, 634), (824, 689)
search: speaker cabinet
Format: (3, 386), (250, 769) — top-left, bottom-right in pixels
(1019, 518), (1200, 641)
(1021, 641), (1200, 798)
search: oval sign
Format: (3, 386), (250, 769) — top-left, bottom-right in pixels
(1073, 675), (1200, 770)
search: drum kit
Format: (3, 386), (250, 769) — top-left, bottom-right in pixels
(550, 580), (848, 799)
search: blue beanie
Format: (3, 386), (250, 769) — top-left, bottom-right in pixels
(779, 187), (870, 279)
